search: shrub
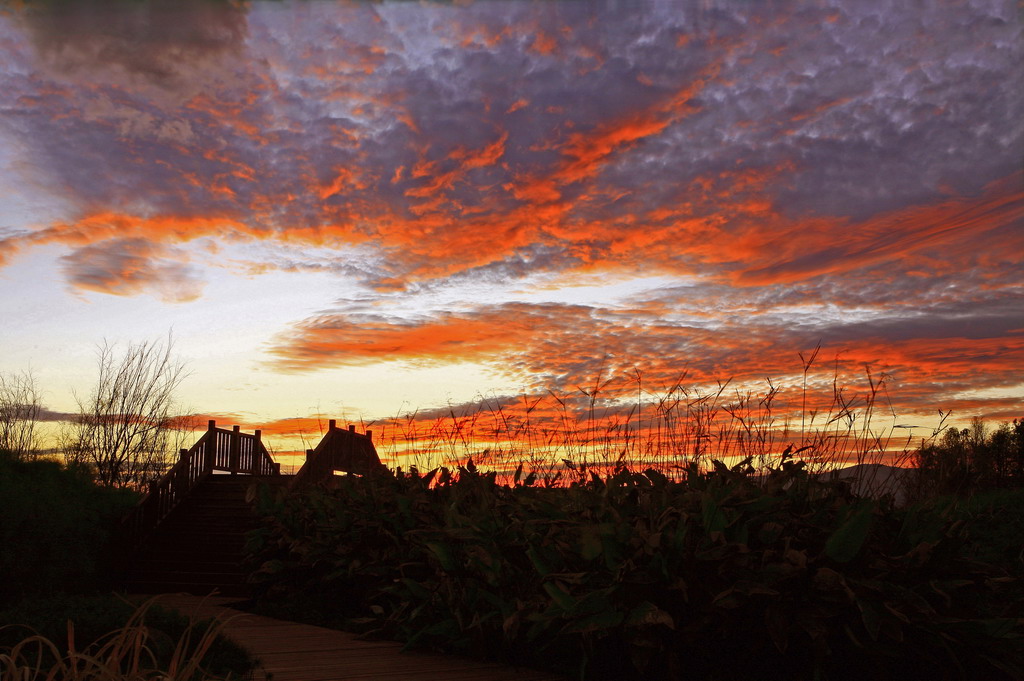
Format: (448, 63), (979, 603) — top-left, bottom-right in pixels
(950, 488), (1024, 574)
(248, 461), (1023, 681)
(0, 451), (139, 606)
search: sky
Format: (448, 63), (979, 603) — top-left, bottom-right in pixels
(0, 0), (1021, 464)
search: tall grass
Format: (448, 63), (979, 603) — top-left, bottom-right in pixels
(0, 598), (247, 681)
(367, 355), (930, 494)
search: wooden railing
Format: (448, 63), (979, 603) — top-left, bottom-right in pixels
(291, 419), (387, 488)
(121, 420), (280, 547)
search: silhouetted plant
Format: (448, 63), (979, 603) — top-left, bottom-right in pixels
(0, 451), (138, 607)
(247, 461), (1022, 681)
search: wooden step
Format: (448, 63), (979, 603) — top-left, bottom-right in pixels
(122, 474), (290, 596)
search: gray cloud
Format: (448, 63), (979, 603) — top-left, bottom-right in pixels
(18, 0), (249, 104)
(60, 238), (204, 302)
(4, 1), (1018, 250)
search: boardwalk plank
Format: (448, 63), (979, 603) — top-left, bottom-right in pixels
(138, 593), (565, 681)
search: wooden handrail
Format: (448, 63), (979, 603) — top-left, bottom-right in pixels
(121, 420), (280, 548)
(291, 419), (387, 488)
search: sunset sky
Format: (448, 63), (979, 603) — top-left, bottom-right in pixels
(0, 0), (1021, 461)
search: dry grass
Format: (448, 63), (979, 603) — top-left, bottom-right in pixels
(0, 598), (243, 681)
(367, 354), (936, 497)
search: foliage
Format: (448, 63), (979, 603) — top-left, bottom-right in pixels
(0, 596), (253, 681)
(0, 451), (139, 607)
(248, 461), (1023, 681)
(62, 335), (187, 488)
(946, 487), (1024, 574)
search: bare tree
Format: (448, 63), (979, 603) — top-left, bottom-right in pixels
(0, 370), (42, 459)
(166, 410), (204, 456)
(64, 335), (187, 487)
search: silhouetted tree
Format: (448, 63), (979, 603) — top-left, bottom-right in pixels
(1014, 418), (1024, 480)
(916, 416), (1024, 494)
(0, 370), (42, 460)
(62, 335), (187, 488)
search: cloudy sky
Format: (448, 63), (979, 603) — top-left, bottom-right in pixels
(0, 0), (1021, 458)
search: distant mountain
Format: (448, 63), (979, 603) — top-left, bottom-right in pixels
(819, 463), (918, 506)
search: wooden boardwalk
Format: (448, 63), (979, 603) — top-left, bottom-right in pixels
(149, 594), (566, 681)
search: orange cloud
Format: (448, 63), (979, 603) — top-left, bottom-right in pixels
(270, 307), (551, 371)
(530, 31), (558, 55)
(734, 177), (1024, 286)
(506, 98), (529, 114)
(23, 212), (257, 248)
(268, 291), (1024, 443)
(319, 167), (367, 200)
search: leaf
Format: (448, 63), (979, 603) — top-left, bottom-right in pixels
(711, 588), (741, 609)
(503, 611), (520, 638)
(259, 559), (284, 575)
(565, 609), (625, 633)
(701, 495), (727, 535)
(543, 581), (576, 611)
(813, 567), (853, 599)
(626, 601), (675, 629)
(857, 599), (882, 641)
(422, 467), (438, 488)
(783, 548), (807, 569)
(399, 577), (432, 601)
(765, 606), (789, 653)
(527, 546), (551, 576)
(976, 618), (1019, 639)
(826, 501), (875, 563)
(426, 541), (457, 571)
(644, 468), (668, 486)
(757, 521), (785, 545)
(580, 526), (603, 561)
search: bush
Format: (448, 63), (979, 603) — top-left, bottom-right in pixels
(0, 451), (139, 606)
(248, 461), (1023, 681)
(950, 488), (1024, 573)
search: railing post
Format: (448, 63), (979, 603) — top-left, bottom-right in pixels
(230, 425), (241, 474)
(145, 481), (160, 530)
(205, 420), (217, 470)
(304, 448), (318, 481)
(176, 448), (189, 491)
(253, 429), (263, 474)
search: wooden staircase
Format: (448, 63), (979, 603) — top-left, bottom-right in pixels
(125, 475), (292, 595)
(122, 418), (387, 596)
